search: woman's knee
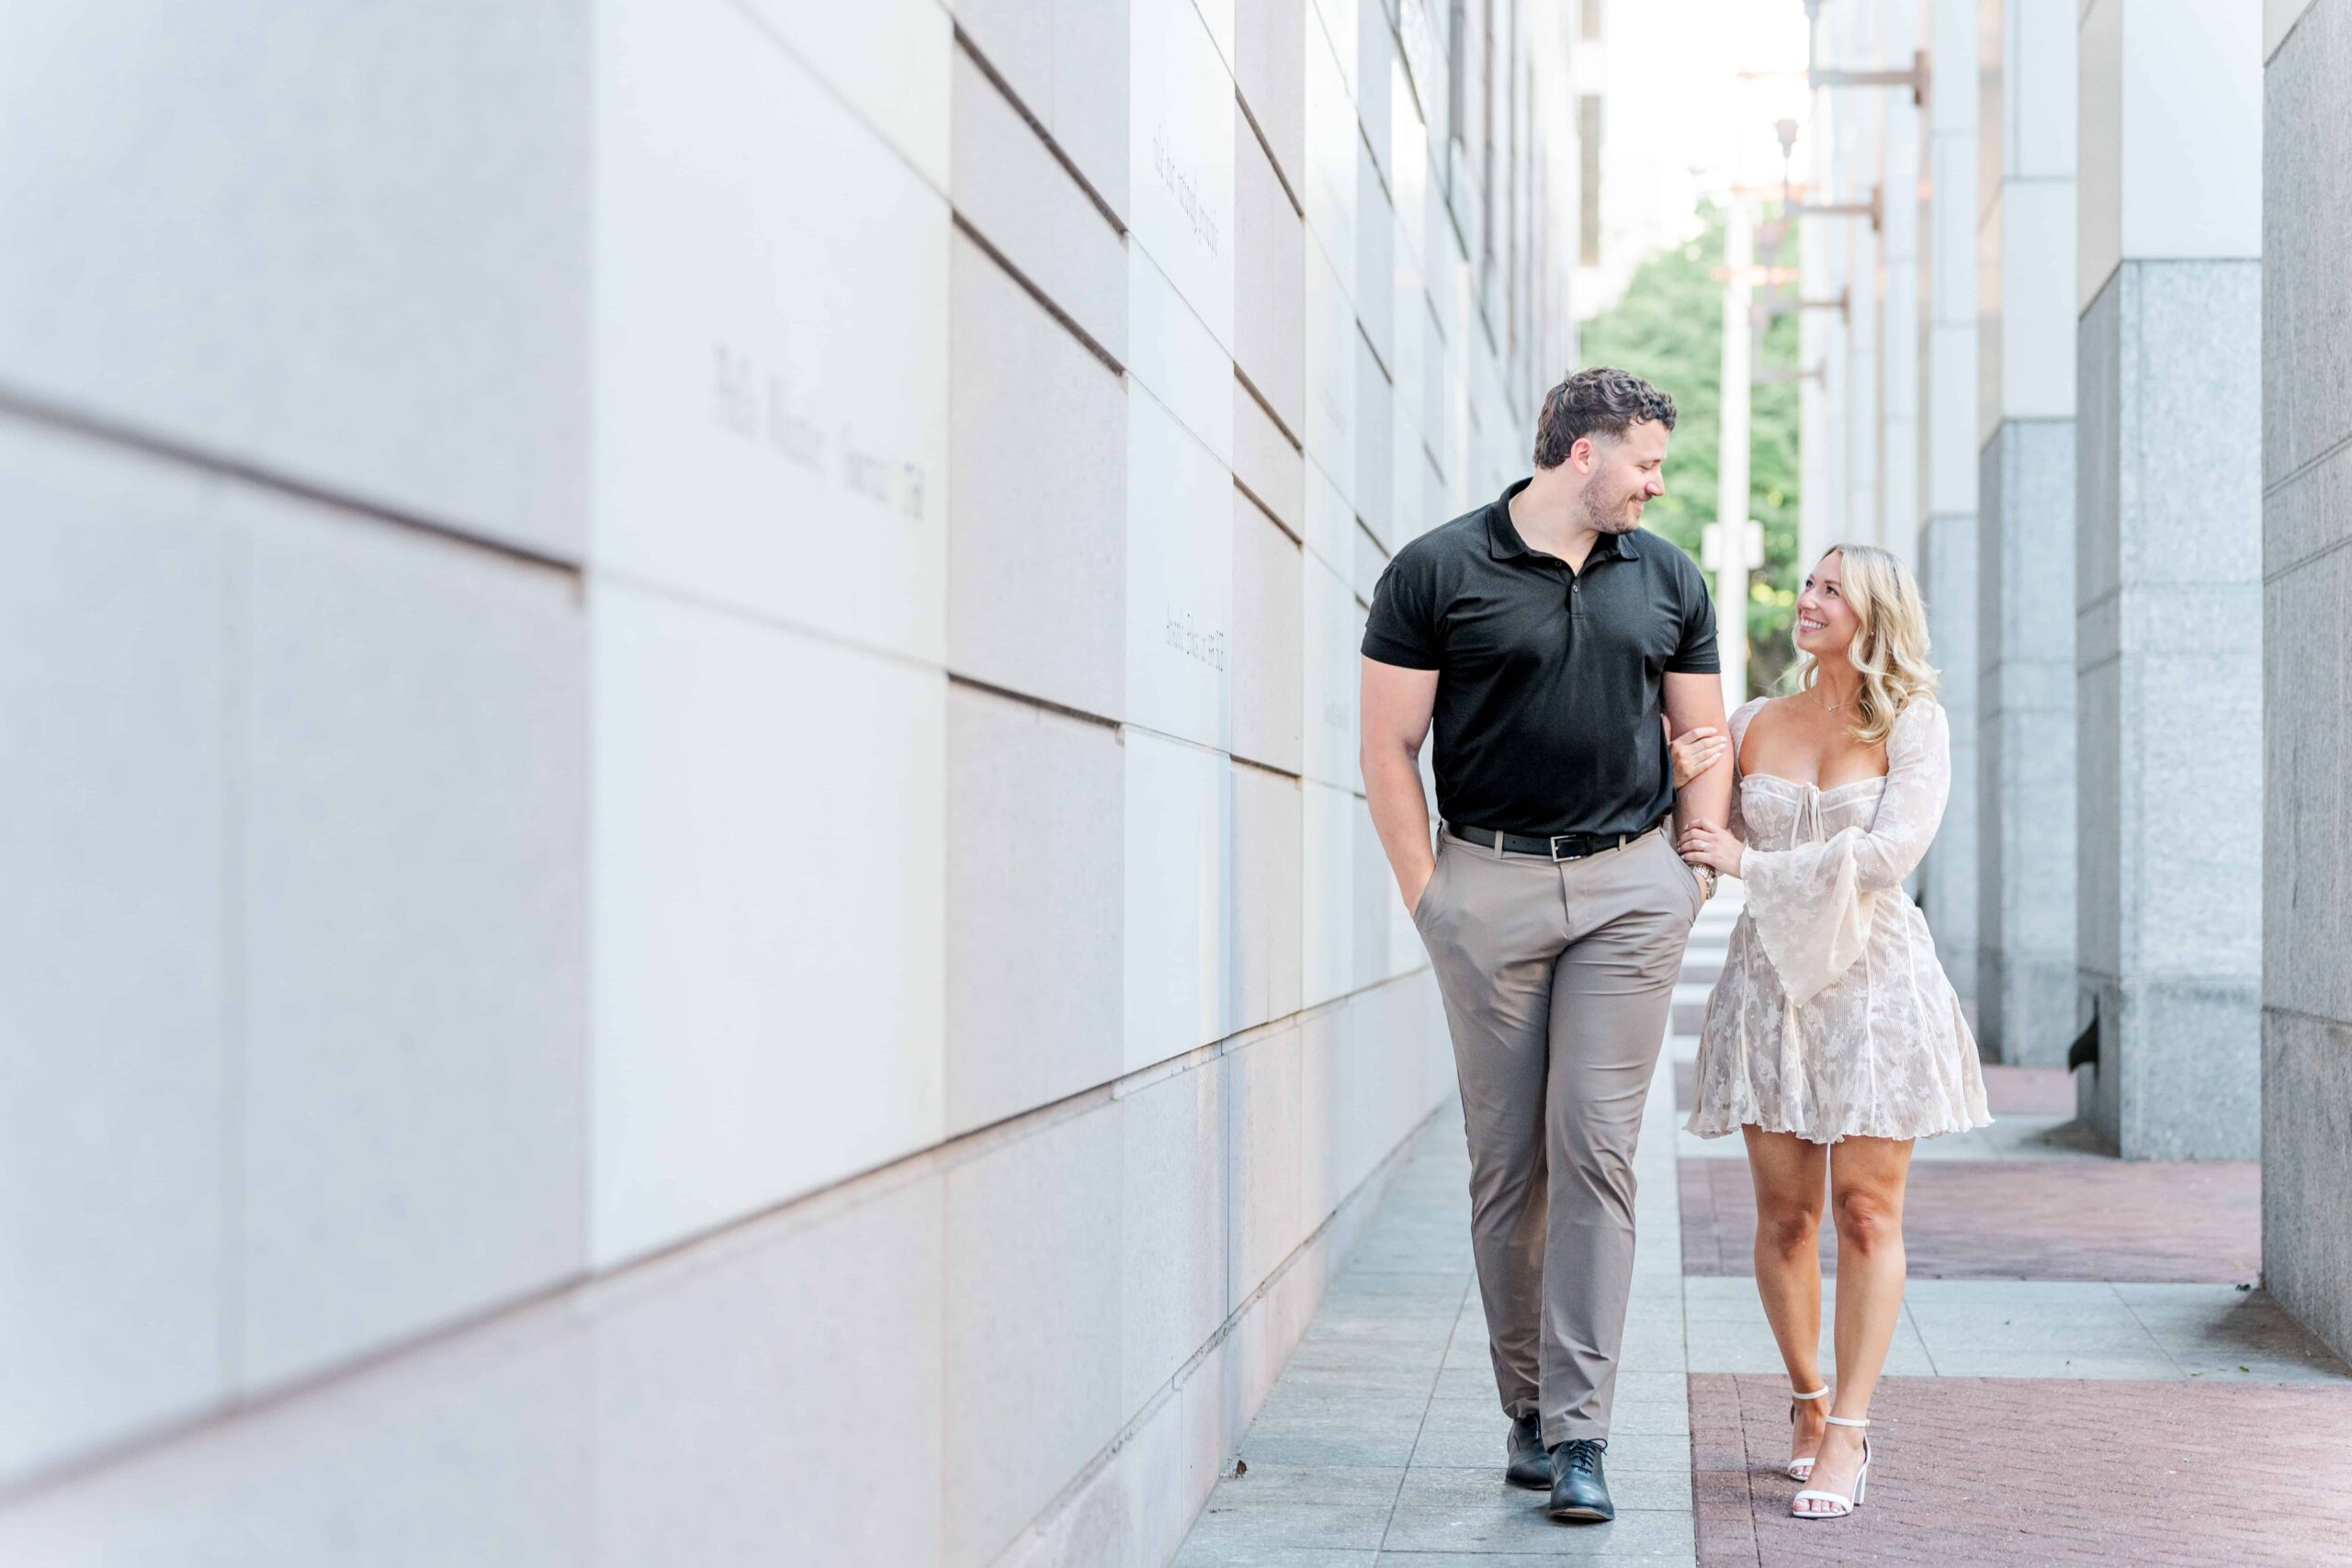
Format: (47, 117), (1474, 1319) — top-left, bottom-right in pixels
(1755, 1198), (1822, 1256)
(1831, 1187), (1900, 1253)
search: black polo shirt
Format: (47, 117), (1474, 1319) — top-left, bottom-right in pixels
(1362, 477), (1721, 839)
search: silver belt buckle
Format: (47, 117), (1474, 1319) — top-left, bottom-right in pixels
(1549, 834), (1579, 862)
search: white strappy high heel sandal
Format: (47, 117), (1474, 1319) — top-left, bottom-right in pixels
(1790, 1415), (1870, 1518)
(1784, 1386), (1830, 1481)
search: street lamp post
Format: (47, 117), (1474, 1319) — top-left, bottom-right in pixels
(1711, 197), (1754, 709)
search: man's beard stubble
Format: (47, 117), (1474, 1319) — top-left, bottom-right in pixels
(1577, 478), (1642, 535)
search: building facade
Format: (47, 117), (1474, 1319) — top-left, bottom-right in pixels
(0, 3), (1589, 1562)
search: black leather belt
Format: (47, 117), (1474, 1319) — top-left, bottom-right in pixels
(1445, 818), (1668, 862)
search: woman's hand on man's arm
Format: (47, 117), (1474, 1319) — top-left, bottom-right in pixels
(1668, 722), (1728, 789)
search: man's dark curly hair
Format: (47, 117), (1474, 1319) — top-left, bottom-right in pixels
(1532, 367), (1678, 468)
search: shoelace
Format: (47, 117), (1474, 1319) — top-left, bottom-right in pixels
(1558, 1438), (1608, 1474)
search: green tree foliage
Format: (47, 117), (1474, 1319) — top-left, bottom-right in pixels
(1577, 201), (1804, 696)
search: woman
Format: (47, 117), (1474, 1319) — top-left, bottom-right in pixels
(1668, 544), (1990, 1521)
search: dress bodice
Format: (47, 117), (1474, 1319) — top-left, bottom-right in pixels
(1736, 774), (1887, 852)
(1722, 694), (1951, 1006)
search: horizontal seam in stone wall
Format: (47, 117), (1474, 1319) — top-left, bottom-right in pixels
(0, 388), (580, 578)
(1229, 751), (1304, 784)
(2262, 423), (2352, 503)
(945, 671), (1124, 734)
(1357, 317), (1394, 387)
(1234, 86), (1302, 219)
(2078, 967), (2267, 988)
(0, 1252), (591, 1506)
(1357, 117), (1396, 213)
(2261, 1003), (2352, 1029)
(591, 562), (941, 677)
(1234, 472), (1305, 549)
(2263, 531), (2352, 585)
(1975, 413), (2075, 459)
(951, 213), (1127, 378)
(1235, 366), (1304, 452)
(951, 28), (1127, 239)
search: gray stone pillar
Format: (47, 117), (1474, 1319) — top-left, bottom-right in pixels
(2259, 0), (2352, 1360)
(1974, 0), (2078, 1065)
(2074, 0), (2263, 1158)
(1916, 0), (1979, 1016)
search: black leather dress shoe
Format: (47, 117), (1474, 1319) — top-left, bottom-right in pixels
(1504, 1414), (1551, 1488)
(1546, 1438), (1613, 1521)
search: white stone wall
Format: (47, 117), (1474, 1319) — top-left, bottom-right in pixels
(0, 2), (1581, 1562)
(2260, 0), (2349, 1361)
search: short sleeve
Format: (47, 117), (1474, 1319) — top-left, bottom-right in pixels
(1668, 563), (1721, 674)
(1362, 550), (1442, 669)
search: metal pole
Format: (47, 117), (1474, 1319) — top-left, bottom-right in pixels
(1714, 199), (1753, 709)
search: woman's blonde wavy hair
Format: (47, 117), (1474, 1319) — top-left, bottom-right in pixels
(1786, 543), (1939, 746)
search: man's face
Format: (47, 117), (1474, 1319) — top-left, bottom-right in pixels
(1576, 420), (1669, 533)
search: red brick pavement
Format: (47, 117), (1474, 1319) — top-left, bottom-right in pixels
(1673, 1062), (2075, 1117)
(1689, 1372), (2352, 1566)
(1979, 1065), (2077, 1114)
(1678, 1158), (2261, 1282)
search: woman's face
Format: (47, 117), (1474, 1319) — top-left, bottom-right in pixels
(1793, 551), (1862, 660)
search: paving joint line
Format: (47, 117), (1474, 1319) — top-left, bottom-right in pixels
(1374, 1275), (1478, 1554)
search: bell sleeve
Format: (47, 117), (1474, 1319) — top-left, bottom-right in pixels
(1738, 700), (1951, 1006)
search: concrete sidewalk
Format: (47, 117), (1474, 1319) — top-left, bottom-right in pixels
(1170, 895), (1731, 1565)
(1170, 887), (2352, 1565)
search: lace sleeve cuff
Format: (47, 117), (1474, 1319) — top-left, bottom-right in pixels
(1740, 830), (1879, 1005)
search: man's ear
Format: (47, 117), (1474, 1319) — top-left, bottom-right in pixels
(1569, 434), (1595, 474)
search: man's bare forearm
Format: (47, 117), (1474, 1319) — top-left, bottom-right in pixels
(1362, 740), (1436, 903)
(1661, 673), (1734, 847)
(1673, 756), (1732, 839)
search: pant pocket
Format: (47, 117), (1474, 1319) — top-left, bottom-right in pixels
(1412, 840), (1453, 931)
(1658, 829), (1704, 919)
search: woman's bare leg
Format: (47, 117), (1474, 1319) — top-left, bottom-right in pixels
(1796, 1134), (1915, 1513)
(1742, 1126), (1829, 1468)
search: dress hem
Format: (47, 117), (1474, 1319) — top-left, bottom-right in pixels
(1680, 1110), (1995, 1145)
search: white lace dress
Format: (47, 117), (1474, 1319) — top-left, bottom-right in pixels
(1685, 695), (1992, 1144)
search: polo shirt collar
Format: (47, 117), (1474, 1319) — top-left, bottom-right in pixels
(1484, 477), (1645, 563)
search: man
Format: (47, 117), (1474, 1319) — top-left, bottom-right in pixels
(1360, 367), (1731, 1522)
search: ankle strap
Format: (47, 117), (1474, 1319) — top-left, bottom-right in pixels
(1791, 1387), (1829, 1401)
(1824, 1415), (1869, 1427)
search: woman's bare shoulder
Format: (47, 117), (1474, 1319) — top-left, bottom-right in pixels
(1727, 694), (1777, 756)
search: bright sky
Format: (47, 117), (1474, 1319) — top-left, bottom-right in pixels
(1587, 0), (1811, 310)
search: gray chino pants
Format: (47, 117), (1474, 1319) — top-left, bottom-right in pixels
(1412, 821), (1701, 1445)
